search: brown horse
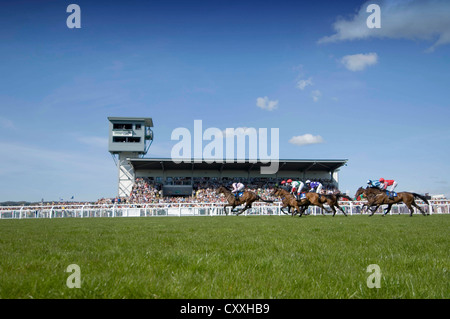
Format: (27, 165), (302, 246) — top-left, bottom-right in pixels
(354, 187), (429, 217)
(321, 192), (353, 217)
(272, 187), (333, 217)
(296, 191), (350, 216)
(354, 187), (386, 213)
(216, 186), (273, 215)
(272, 187), (302, 216)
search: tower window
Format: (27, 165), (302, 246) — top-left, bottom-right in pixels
(113, 123), (132, 130)
(113, 137), (141, 143)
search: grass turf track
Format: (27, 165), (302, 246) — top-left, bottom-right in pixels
(0, 214), (448, 299)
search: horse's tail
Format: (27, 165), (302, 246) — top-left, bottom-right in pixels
(411, 193), (429, 205)
(257, 196), (273, 203)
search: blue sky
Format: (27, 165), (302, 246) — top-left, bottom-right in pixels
(0, 0), (449, 201)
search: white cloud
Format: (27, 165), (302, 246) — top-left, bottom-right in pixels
(341, 53), (378, 71)
(318, 0), (450, 52)
(297, 77), (313, 90)
(256, 96), (278, 111)
(289, 134), (324, 146)
(311, 90), (322, 102)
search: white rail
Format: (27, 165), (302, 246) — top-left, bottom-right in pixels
(0, 200), (448, 219)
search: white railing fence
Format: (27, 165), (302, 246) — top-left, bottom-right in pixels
(0, 200), (448, 219)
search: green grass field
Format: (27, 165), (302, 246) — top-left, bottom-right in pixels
(0, 215), (448, 299)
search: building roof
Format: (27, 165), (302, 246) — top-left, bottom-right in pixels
(129, 158), (347, 173)
(108, 117), (153, 127)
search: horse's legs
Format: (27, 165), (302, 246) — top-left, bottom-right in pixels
(287, 206), (295, 217)
(368, 204), (380, 216)
(404, 203), (415, 216)
(383, 204), (393, 216)
(330, 205), (337, 217)
(317, 203), (332, 215)
(236, 203), (252, 216)
(301, 205), (307, 216)
(294, 205), (303, 217)
(361, 203), (367, 213)
(411, 201), (427, 216)
(280, 205), (290, 215)
(290, 206), (296, 216)
(316, 202), (326, 215)
(291, 205), (298, 217)
(335, 204), (347, 216)
(293, 205), (301, 217)
(235, 205), (245, 215)
(223, 204), (232, 215)
(297, 206), (306, 217)
(362, 202), (373, 214)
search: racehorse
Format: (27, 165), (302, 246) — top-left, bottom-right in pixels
(216, 186), (273, 215)
(272, 188), (333, 216)
(321, 192), (353, 217)
(271, 187), (302, 216)
(296, 191), (351, 217)
(354, 187), (429, 217)
(354, 187), (386, 213)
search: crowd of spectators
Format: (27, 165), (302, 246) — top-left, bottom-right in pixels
(124, 176), (339, 204)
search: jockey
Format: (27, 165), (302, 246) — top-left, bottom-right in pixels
(290, 180), (299, 198)
(379, 178), (398, 199)
(280, 180), (289, 192)
(291, 180), (305, 199)
(367, 179), (382, 189)
(231, 182), (245, 200)
(305, 180), (323, 194)
(281, 179), (293, 192)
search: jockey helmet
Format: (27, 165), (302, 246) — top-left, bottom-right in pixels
(367, 180), (371, 184)
(379, 178), (385, 183)
(281, 180), (286, 184)
(305, 180), (311, 184)
(287, 179), (292, 183)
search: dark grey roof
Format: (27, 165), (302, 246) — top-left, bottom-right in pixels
(108, 117), (153, 127)
(129, 158), (347, 173)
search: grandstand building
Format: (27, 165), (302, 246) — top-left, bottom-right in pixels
(108, 116), (347, 197)
(129, 158), (347, 197)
